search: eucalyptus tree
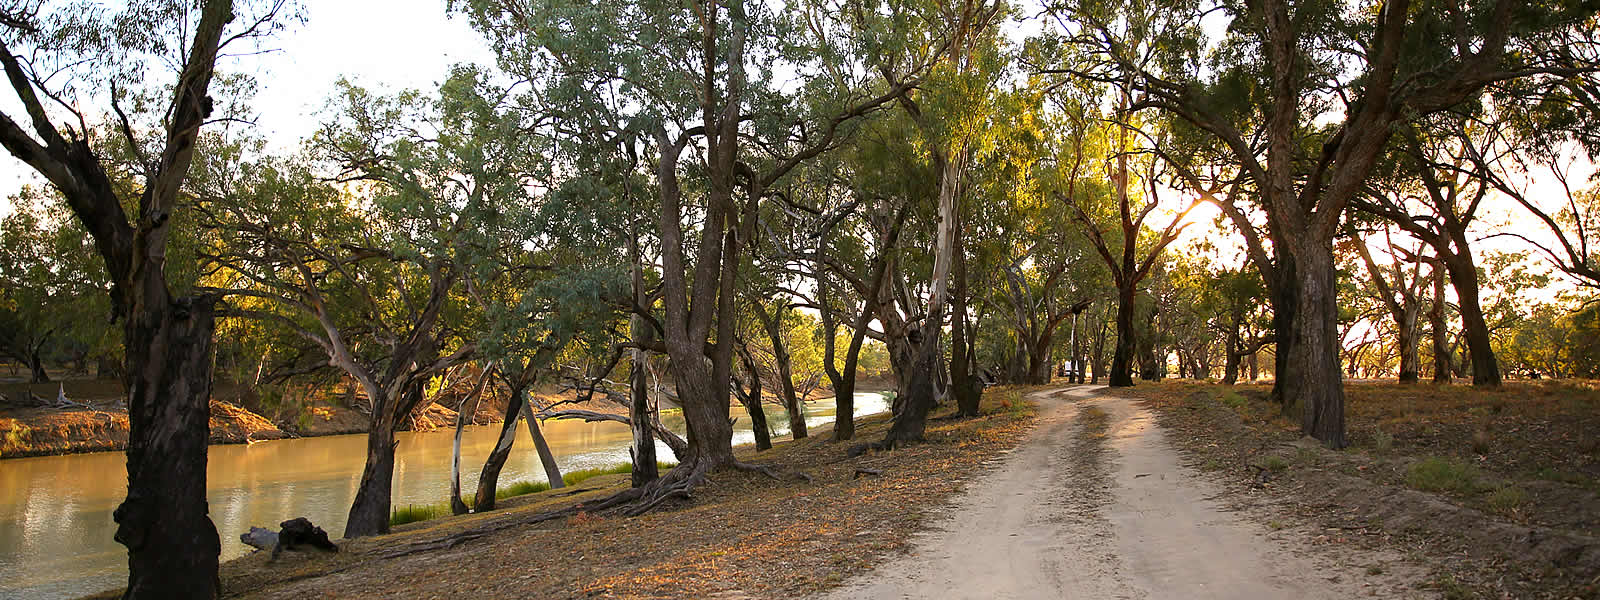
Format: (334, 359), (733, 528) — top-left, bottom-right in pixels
(459, 0), (932, 504)
(1057, 119), (1200, 387)
(0, 188), (112, 383)
(802, 155), (913, 440)
(1351, 119), (1506, 385)
(962, 89), (1101, 389)
(0, 1), (291, 595)
(1052, 0), (1595, 446)
(201, 70), (564, 536)
(881, 0), (1011, 445)
(1346, 224), (1428, 382)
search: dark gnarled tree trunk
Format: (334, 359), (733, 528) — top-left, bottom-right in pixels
(1109, 284), (1137, 387)
(1287, 244), (1346, 448)
(0, 2), (237, 596)
(116, 296), (222, 599)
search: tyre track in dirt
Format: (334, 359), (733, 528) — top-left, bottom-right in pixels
(820, 385), (1429, 600)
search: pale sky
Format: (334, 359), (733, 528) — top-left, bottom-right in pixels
(0, 0), (1591, 308)
(0, 0), (493, 217)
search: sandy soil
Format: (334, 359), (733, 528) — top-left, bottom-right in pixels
(822, 385), (1430, 600)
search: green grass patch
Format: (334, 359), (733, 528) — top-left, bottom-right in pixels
(1485, 486), (1529, 515)
(498, 479), (547, 498)
(1256, 454), (1290, 472)
(1219, 391), (1247, 409)
(1406, 456), (1485, 495)
(390, 461), (681, 527)
(390, 503), (449, 526)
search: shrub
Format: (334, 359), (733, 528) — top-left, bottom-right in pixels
(1485, 486), (1529, 515)
(1406, 456), (1484, 495)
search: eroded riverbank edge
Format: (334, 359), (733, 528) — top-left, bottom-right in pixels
(76, 384), (1043, 599)
(2, 376), (898, 460)
(0, 401), (464, 459)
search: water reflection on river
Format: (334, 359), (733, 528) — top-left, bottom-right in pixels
(0, 392), (890, 600)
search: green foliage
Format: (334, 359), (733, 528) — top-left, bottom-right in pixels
(1485, 486), (1529, 515)
(1406, 457), (1485, 495)
(0, 187), (119, 376)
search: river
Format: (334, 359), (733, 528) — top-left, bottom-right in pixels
(0, 392), (890, 600)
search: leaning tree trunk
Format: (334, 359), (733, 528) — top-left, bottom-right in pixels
(735, 347), (772, 451)
(115, 295), (222, 600)
(474, 382), (527, 512)
(519, 401), (564, 488)
(449, 367), (493, 515)
(1442, 255), (1500, 386)
(1109, 284), (1137, 387)
(344, 403), (401, 537)
(1286, 244), (1346, 448)
(758, 305), (807, 440)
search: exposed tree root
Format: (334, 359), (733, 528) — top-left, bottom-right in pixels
(367, 456), (815, 559)
(732, 460), (814, 483)
(846, 439), (896, 457)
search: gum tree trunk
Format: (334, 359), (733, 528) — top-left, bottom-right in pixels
(885, 147), (964, 444)
(1429, 266), (1453, 383)
(1109, 284), (1137, 387)
(756, 304), (807, 439)
(1269, 250), (1301, 412)
(1442, 253), (1500, 386)
(951, 215), (981, 417)
(521, 401), (564, 488)
(115, 297), (222, 599)
(345, 406), (400, 537)
(474, 383), (526, 512)
(449, 366), (493, 515)
(1287, 244), (1346, 448)
(0, 1), (239, 596)
(628, 223), (659, 486)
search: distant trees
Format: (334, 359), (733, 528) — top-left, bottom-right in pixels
(0, 190), (114, 383)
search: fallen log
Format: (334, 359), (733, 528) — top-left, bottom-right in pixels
(269, 517), (339, 561)
(240, 526), (278, 552)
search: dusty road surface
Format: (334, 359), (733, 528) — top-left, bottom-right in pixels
(822, 385), (1428, 600)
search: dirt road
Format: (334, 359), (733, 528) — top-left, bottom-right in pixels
(822, 385), (1428, 600)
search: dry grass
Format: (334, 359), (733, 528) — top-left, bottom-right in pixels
(76, 386), (1042, 600)
(1120, 379), (1600, 600)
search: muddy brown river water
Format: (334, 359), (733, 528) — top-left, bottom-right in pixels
(0, 392), (889, 600)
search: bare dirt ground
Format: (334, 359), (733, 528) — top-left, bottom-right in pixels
(823, 385), (1432, 600)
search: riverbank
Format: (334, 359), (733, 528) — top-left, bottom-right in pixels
(81, 384), (1042, 599)
(0, 375), (892, 460)
(1118, 380), (1600, 600)
(0, 400), (467, 459)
